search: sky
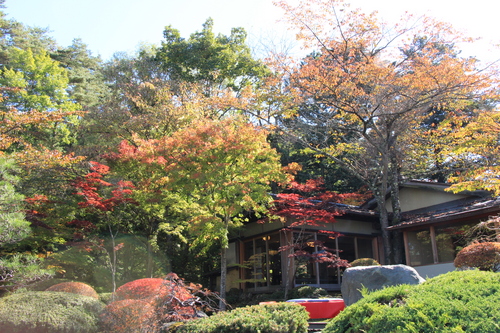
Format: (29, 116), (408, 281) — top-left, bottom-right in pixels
(4, 0), (500, 62)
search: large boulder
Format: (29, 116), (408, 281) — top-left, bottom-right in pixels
(341, 264), (425, 306)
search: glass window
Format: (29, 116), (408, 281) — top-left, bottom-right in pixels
(317, 234), (340, 284)
(268, 233), (282, 286)
(435, 224), (475, 263)
(407, 230), (434, 265)
(294, 232), (317, 285)
(243, 239), (258, 288)
(243, 233), (282, 289)
(337, 236), (356, 262)
(254, 238), (267, 287)
(357, 237), (374, 258)
(244, 232), (377, 289)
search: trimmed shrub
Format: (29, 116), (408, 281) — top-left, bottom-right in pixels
(99, 292), (114, 304)
(105, 274), (222, 332)
(288, 285), (328, 299)
(323, 270), (500, 333)
(350, 258), (380, 267)
(99, 299), (155, 333)
(0, 291), (104, 333)
(454, 241), (500, 271)
(177, 302), (309, 333)
(114, 277), (186, 301)
(46, 281), (99, 299)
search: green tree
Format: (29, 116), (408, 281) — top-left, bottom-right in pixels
(0, 157), (55, 294)
(52, 38), (108, 109)
(156, 18), (269, 92)
(0, 157), (30, 245)
(0, 48), (82, 150)
(109, 118), (288, 309)
(0, 1), (57, 66)
(79, 45), (252, 158)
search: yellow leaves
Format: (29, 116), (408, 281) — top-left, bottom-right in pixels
(437, 110), (500, 196)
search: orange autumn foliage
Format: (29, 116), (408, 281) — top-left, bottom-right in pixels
(100, 299), (155, 333)
(454, 242), (500, 272)
(114, 277), (191, 302)
(104, 274), (223, 332)
(45, 281), (99, 299)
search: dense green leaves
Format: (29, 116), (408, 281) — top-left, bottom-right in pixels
(324, 270), (500, 333)
(0, 157), (30, 245)
(178, 302), (309, 333)
(0, 291), (104, 333)
(157, 18), (269, 91)
(108, 117), (288, 305)
(110, 117), (287, 246)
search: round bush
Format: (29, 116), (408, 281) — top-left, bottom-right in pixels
(100, 299), (155, 333)
(287, 285), (328, 299)
(114, 278), (167, 301)
(0, 291), (104, 333)
(46, 281), (99, 299)
(454, 242), (500, 271)
(114, 277), (191, 302)
(324, 270), (500, 333)
(106, 276), (197, 331)
(350, 258), (380, 267)
(177, 302), (309, 333)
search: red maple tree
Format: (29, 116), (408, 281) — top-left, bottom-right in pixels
(267, 178), (370, 293)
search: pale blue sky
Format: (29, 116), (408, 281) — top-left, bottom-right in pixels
(5, 0), (499, 61)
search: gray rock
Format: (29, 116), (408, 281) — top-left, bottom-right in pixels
(341, 264), (425, 306)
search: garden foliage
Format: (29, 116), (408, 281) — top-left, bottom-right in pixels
(0, 291), (104, 333)
(100, 299), (155, 333)
(350, 258), (380, 267)
(0, 253), (54, 293)
(323, 270), (500, 333)
(287, 285), (329, 299)
(101, 273), (223, 332)
(454, 242), (500, 271)
(114, 277), (172, 301)
(46, 281), (99, 299)
(177, 302), (309, 333)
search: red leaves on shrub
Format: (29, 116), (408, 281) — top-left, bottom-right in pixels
(114, 277), (189, 302)
(107, 274), (224, 332)
(114, 278), (166, 301)
(45, 281), (99, 299)
(454, 242), (500, 271)
(100, 299), (155, 333)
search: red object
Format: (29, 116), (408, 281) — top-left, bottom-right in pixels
(286, 298), (345, 319)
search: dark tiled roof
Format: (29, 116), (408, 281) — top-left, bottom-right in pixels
(387, 196), (500, 230)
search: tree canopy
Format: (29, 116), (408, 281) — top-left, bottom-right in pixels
(108, 117), (288, 307)
(156, 18), (269, 92)
(268, 0), (500, 263)
(0, 0), (499, 301)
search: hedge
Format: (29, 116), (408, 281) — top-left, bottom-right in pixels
(46, 281), (99, 299)
(177, 302), (309, 333)
(0, 291), (104, 333)
(324, 270), (500, 333)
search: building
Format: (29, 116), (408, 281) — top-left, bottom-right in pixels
(219, 181), (500, 293)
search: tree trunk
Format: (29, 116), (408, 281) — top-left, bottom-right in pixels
(146, 240), (154, 278)
(219, 244), (227, 311)
(375, 193), (393, 264)
(219, 215), (230, 311)
(108, 225), (117, 293)
(389, 162), (404, 264)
